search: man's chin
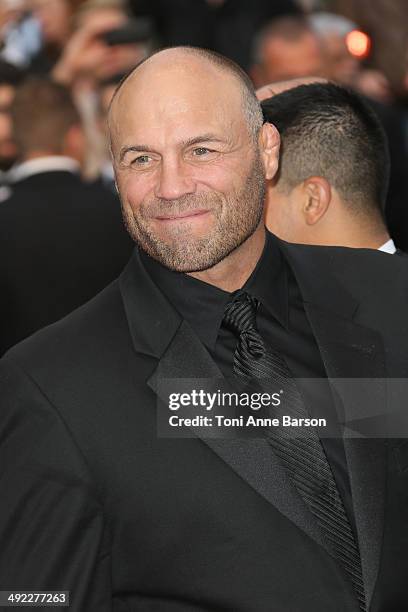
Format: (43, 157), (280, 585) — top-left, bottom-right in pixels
(139, 238), (225, 273)
(151, 249), (220, 273)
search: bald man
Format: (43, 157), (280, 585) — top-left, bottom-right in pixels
(1, 48), (408, 612)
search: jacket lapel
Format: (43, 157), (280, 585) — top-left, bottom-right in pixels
(279, 239), (388, 608)
(119, 249), (333, 557)
(120, 242), (389, 607)
(304, 303), (387, 609)
(147, 318), (332, 555)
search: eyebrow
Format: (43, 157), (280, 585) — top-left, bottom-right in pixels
(119, 133), (227, 162)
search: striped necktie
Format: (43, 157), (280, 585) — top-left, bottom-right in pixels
(223, 290), (366, 611)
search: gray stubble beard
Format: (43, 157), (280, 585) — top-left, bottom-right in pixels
(121, 151), (266, 272)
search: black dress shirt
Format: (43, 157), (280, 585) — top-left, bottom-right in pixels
(140, 231), (356, 532)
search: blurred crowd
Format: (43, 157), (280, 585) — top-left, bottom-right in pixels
(1, 0), (408, 351)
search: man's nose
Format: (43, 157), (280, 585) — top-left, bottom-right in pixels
(154, 158), (196, 200)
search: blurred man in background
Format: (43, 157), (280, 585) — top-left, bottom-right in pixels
(250, 15), (324, 87)
(262, 82), (395, 253)
(251, 13), (408, 254)
(0, 77), (133, 355)
(308, 13), (408, 254)
(251, 12), (393, 102)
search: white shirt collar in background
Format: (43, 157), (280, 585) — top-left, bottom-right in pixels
(378, 238), (396, 254)
(8, 156), (80, 184)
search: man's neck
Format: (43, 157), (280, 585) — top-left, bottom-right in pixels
(333, 227), (391, 250)
(188, 224), (266, 292)
(24, 151), (61, 160)
(313, 212), (391, 250)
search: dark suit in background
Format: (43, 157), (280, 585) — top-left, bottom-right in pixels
(0, 166), (133, 355)
(1, 236), (408, 611)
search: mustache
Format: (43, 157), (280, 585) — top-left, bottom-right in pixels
(140, 193), (221, 218)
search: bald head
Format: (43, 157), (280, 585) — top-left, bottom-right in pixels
(108, 47), (263, 149)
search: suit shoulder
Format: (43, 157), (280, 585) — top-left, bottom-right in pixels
(0, 190), (19, 216)
(80, 178), (119, 205)
(1, 173), (117, 209)
(5, 280), (131, 373)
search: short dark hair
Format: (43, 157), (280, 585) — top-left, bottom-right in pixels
(11, 77), (81, 156)
(261, 82), (390, 214)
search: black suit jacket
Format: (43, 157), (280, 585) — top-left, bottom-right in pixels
(1, 238), (408, 611)
(0, 170), (134, 355)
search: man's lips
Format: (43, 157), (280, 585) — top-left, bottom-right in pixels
(154, 209), (210, 221)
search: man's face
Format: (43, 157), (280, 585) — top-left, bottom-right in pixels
(110, 58), (267, 272)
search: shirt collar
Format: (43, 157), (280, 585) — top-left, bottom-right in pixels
(243, 231), (289, 330)
(7, 156), (80, 183)
(378, 238), (396, 254)
(140, 230), (289, 350)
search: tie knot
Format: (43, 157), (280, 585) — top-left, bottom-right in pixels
(223, 292), (265, 359)
(223, 291), (258, 333)
(223, 291), (259, 334)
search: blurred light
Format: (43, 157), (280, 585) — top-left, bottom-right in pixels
(346, 30), (371, 59)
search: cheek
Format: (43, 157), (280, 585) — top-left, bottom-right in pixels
(193, 154), (253, 195)
(117, 173), (153, 214)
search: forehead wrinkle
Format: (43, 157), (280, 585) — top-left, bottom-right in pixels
(119, 131), (235, 159)
(108, 53), (253, 155)
(110, 52), (243, 111)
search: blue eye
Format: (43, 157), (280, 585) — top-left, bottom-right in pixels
(193, 147), (211, 156)
(133, 155), (151, 165)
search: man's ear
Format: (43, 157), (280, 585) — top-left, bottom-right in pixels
(259, 122), (280, 180)
(302, 176), (332, 225)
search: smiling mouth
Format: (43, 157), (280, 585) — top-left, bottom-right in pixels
(155, 209), (210, 221)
